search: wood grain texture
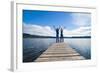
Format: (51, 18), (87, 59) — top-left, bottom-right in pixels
(35, 43), (85, 62)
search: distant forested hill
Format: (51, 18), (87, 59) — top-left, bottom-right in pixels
(23, 33), (91, 38)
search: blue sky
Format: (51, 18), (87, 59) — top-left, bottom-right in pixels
(23, 10), (91, 36)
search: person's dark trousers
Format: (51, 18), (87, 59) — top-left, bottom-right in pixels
(60, 37), (64, 42)
(56, 37), (59, 43)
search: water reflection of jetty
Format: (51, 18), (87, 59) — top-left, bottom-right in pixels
(35, 43), (85, 62)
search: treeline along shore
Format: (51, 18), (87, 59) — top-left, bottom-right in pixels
(23, 33), (91, 38)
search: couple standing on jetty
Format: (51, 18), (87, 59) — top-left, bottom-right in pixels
(55, 27), (64, 43)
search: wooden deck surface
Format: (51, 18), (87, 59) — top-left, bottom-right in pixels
(35, 42), (85, 62)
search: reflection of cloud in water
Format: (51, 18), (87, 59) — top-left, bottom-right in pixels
(23, 38), (91, 62)
(64, 38), (91, 59)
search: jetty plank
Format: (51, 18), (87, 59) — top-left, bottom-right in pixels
(35, 43), (85, 62)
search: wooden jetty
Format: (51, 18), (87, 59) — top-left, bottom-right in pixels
(35, 42), (85, 62)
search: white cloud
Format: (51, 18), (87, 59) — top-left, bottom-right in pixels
(71, 13), (91, 26)
(23, 23), (55, 36)
(23, 23), (91, 37)
(63, 26), (91, 36)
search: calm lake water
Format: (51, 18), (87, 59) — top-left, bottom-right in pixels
(23, 38), (91, 62)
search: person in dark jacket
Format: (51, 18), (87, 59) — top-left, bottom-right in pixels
(55, 27), (59, 43)
(60, 27), (64, 42)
